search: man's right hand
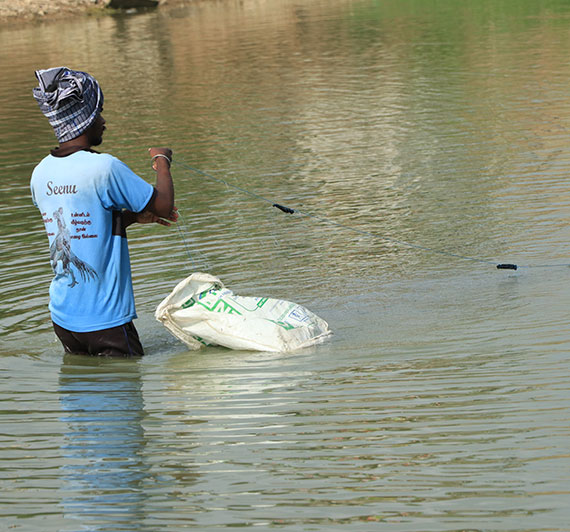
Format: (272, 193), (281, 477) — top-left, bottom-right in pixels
(147, 147), (174, 218)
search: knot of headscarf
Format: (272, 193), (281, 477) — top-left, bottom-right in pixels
(33, 67), (104, 143)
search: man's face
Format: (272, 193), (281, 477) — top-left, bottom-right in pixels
(87, 113), (106, 146)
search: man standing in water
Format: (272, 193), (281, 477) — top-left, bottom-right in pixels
(31, 67), (176, 356)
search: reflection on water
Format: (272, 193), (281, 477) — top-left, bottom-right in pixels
(0, 0), (569, 530)
(59, 355), (148, 530)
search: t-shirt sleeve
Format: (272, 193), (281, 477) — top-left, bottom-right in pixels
(99, 156), (155, 213)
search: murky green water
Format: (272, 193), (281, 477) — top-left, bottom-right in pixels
(1, 0), (570, 529)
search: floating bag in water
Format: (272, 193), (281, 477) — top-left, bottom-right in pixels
(155, 273), (332, 352)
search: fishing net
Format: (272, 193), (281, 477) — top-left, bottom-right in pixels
(155, 273), (332, 352)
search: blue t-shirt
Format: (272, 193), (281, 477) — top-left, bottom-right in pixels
(31, 150), (154, 332)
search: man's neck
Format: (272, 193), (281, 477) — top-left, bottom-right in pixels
(51, 134), (96, 157)
(60, 134), (92, 150)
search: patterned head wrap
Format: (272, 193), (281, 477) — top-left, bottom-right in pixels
(33, 67), (104, 143)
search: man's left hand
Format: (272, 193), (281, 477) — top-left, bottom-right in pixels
(135, 207), (178, 226)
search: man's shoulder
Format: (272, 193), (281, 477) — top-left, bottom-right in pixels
(85, 151), (128, 169)
(31, 155), (48, 172)
(31, 151), (117, 186)
(77, 150), (115, 162)
(35, 149), (115, 165)
(70, 150), (118, 174)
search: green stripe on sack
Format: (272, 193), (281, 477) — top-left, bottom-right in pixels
(265, 319), (295, 331)
(198, 298), (242, 315)
(182, 298), (196, 309)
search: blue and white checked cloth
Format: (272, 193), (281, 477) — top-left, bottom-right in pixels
(33, 67), (104, 143)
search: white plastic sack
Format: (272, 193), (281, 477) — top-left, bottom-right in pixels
(155, 273), (331, 352)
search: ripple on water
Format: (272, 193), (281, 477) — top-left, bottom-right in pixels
(1, 0), (570, 530)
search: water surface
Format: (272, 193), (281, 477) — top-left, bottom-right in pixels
(1, 0), (569, 530)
